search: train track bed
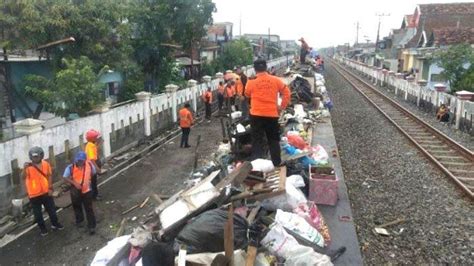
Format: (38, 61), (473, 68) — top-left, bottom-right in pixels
(325, 61), (473, 264)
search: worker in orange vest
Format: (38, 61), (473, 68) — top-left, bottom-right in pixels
(84, 129), (101, 200)
(23, 147), (64, 236)
(245, 59), (290, 166)
(179, 103), (194, 148)
(202, 87), (213, 121)
(217, 81), (225, 112)
(224, 80), (236, 111)
(63, 151), (97, 235)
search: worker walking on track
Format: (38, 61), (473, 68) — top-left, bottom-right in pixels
(245, 59), (290, 166)
(202, 87), (213, 121)
(179, 103), (194, 148)
(63, 151), (97, 235)
(84, 129), (102, 200)
(23, 147), (64, 236)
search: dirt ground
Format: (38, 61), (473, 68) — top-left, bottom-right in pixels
(0, 118), (224, 265)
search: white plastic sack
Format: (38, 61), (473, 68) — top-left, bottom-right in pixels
(311, 144), (329, 164)
(285, 245), (333, 266)
(275, 209), (325, 247)
(287, 174), (305, 188)
(91, 235), (131, 266)
(261, 223), (332, 266)
(262, 180), (307, 211)
(294, 104), (307, 119)
(230, 111), (242, 119)
(251, 159), (275, 173)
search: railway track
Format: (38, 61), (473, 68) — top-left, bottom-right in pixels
(330, 59), (474, 199)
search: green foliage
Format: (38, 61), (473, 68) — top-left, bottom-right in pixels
(25, 56), (104, 117)
(436, 44), (474, 93)
(215, 39), (253, 71)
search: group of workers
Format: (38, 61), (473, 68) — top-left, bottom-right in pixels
(178, 58), (290, 166)
(26, 58), (290, 237)
(24, 129), (102, 236)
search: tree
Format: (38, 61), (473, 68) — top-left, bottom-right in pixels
(173, 0), (216, 78)
(436, 44), (474, 93)
(215, 39), (253, 71)
(24, 56), (105, 118)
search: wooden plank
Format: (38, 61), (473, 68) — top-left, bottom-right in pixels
(139, 196), (150, 208)
(122, 204), (139, 215)
(224, 204), (234, 265)
(215, 162), (252, 190)
(115, 218), (127, 237)
(246, 203), (261, 224)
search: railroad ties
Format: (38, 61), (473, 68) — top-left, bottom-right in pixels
(331, 60), (474, 199)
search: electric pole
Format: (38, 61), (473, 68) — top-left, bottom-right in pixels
(355, 21), (361, 45)
(375, 13), (390, 52)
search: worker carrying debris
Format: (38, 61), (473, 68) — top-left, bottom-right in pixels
(23, 147), (64, 236)
(63, 151), (97, 235)
(245, 58), (291, 166)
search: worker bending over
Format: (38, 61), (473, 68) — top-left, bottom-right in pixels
(245, 59), (290, 166)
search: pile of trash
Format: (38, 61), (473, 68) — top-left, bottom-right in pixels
(91, 68), (343, 266)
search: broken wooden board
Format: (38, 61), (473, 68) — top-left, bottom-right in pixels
(281, 151), (311, 162)
(215, 161), (252, 190)
(231, 166), (287, 201)
(159, 170), (221, 232)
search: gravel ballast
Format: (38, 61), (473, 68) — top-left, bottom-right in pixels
(325, 62), (473, 265)
(348, 66), (473, 150)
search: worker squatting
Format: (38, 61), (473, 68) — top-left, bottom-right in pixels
(25, 58), (290, 236)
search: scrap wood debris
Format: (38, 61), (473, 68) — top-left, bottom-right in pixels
(91, 55), (347, 266)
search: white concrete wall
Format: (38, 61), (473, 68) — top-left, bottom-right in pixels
(0, 56), (292, 181)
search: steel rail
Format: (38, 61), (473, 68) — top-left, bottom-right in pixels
(330, 59), (473, 199)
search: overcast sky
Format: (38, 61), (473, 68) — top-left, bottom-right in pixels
(212, 0), (472, 48)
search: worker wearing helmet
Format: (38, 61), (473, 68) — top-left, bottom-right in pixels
(245, 59), (291, 166)
(23, 146), (64, 236)
(63, 151), (97, 235)
(84, 129), (101, 200)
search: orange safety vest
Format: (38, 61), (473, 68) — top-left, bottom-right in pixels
(202, 91), (213, 103)
(224, 85), (236, 98)
(25, 160), (51, 198)
(235, 79), (244, 96)
(71, 161), (93, 194)
(218, 85), (225, 95)
(244, 72), (291, 118)
(179, 108), (194, 128)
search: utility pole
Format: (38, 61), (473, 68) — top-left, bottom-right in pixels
(267, 27), (271, 60)
(375, 13), (390, 52)
(355, 21), (361, 45)
(239, 12), (242, 36)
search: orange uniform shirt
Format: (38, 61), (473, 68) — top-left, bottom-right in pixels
(224, 85), (236, 98)
(25, 160), (52, 198)
(84, 142), (98, 161)
(235, 78), (244, 96)
(179, 107), (194, 128)
(244, 72), (291, 118)
(202, 91), (213, 103)
(218, 85), (225, 95)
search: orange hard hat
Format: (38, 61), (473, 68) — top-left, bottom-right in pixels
(86, 129), (101, 142)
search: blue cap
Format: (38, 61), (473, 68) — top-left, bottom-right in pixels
(74, 151), (87, 163)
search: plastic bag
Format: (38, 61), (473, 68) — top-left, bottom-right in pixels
(275, 209), (325, 247)
(262, 180), (307, 211)
(287, 134), (307, 150)
(284, 144), (316, 167)
(91, 235), (131, 266)
(287, 174), (305, 188)
(251, 159), (275, 173)
(294, 202), (331, 246)
(261, 224), (332, 266)
(310, 145), (329, 165)
(176, 209), (248, 254)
